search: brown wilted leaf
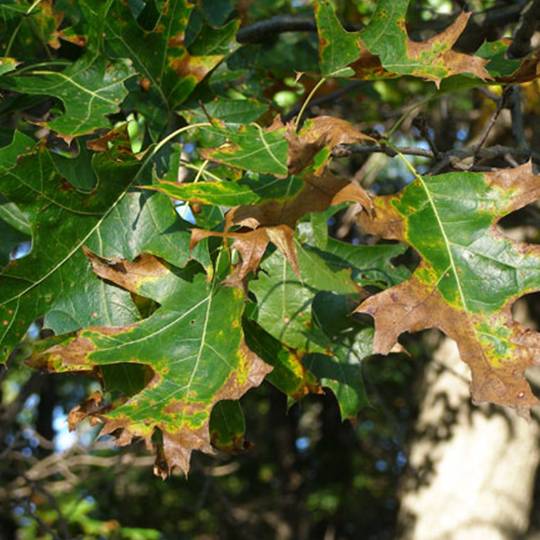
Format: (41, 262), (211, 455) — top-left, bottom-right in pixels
(286, 115), (376, 174)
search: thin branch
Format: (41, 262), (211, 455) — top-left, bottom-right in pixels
(236, 16), (316, 43)
(334, 143), (537, 170)
(413, 115), (440, 158)
(507, 0), (540, 59)
(334, 144), (433, 159)
(507, 85), (528, 151)
(473, 88), (508, 159)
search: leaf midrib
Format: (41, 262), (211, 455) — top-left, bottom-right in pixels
(417, 175), (469, 312)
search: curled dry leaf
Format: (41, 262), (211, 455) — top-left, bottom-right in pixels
(356, 162), (540, 413)
(285, 115), (376, 174)
(190, 225), (298, 287)
(193, 116), (374, 284)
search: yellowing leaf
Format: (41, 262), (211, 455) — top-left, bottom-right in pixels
(31, 251), (271, 477)
(356, 162), (540, 412)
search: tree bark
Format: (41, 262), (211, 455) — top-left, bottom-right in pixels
(398, 336), (540, 540)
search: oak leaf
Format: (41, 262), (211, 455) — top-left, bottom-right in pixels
(316, 0), (491, 86)
(356, 163), (540, 412)
(30, 250), (271, 477)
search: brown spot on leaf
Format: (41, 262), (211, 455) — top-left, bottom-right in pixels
(139, 78), (151, 92)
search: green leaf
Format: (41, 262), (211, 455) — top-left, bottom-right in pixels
(0, 132), (139, 360)
(184, 98), (269, 124)
(147, 175), (303, 207)
(244, 319), (321, 400)
(103, 0), (230, 110)
(0, 197), (31, 235)
(0, 219), (29, 268)
(86, 191), (198, 270)
(250, 243), (359, 352)
(200, 0), (234, 26)
(314, 0), (361, 77)
(0, 57), (134, 140)
(248, 244), (388, 419)
(307, 294), (373, 420)
(475, 40), (522, 78)
(188, 18), (240, 56)
(201, 124), (288, 176)
(0, 57), (18, 76)
(210, 400), (248, 452)
(357, 162), (540, 410)
(32, 256), (271, 476)
(315, 238), (410, 288)
(51, 142), (97, 192)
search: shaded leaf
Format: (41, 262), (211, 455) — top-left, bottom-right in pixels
(315, 238), (410, 288)
(0, 219), (29, 268)
(104, 0), (232, 110)
(249, 246), (374, 419)
(476, 39), (540, 84)
(210, 400), (248, 453)
(250, 244), (359, 352)
(184, 98), (269, 124)
(0, 57), (134, 140)
(0, 132), (139, 360)
(244, 319), (322, 400)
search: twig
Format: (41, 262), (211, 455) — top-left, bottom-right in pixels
(472, 89), (508, 160)
(334, 144), (433, 159)
(333, 143), (537, 169)
(507, 0), (540, 59)
(413, 115), (440, 158)
(507, 85), (529, 151)
(236, 16), (316, 43)
(23, 473), (70, 540)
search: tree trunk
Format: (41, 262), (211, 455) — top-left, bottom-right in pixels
(398, 336), (540, 540)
